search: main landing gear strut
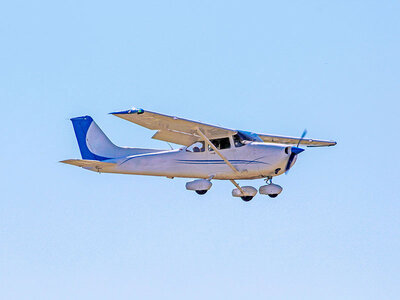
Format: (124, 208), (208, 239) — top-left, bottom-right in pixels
(230, 179), (258, 201)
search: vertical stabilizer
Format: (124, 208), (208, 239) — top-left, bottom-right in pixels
(70, 116), (115, 160)
(70, 115), (163, 160)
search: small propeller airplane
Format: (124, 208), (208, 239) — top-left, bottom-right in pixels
(61, 108), (336, 201)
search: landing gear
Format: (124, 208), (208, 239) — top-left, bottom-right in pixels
(259, 177), (283, 198)
(241, 196), (254, 201)
(186, 179), (212, 195)
(195, 190), (208, 195)
(231, 184), (257, 201)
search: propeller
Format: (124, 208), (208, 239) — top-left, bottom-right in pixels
(297, 129), (307, 147)
(285, 129), (307, 174)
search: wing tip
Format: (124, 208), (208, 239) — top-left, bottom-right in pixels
(306, 140), (337, 147)
(109, 108), (144, 115)
(325, 140), (337, 146)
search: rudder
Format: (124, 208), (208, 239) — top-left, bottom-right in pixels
(70, 116), (114, 161)
(70, 115), (164, 160)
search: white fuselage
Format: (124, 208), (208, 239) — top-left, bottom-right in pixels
(92, 142), (294, 180)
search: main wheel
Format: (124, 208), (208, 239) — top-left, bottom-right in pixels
(196, 190), (208, 195)
(268, 194), (278, 198)
(241, 196), (253, 201)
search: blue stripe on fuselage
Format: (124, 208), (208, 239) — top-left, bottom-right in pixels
(176, 159), (269, 165)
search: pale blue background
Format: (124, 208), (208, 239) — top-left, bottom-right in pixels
(1, 1), (399, 299)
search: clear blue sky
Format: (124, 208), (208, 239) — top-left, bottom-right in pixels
(1, 1), (399, 299)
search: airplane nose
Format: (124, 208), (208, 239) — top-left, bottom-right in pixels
(291, 147), (304, 155)
(284, 146), (304, 174)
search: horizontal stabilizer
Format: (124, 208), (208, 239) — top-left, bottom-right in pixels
(60, 159), (116, 170)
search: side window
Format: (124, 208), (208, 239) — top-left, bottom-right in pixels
(208, 137), (231, 151)
(233, 134), (245, 147)
(186, 141), (205, 153)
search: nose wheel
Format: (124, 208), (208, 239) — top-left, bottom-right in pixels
(259, 177), (283, 198)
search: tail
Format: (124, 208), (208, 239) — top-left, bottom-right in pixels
(70, 116), (119, 160)
(70, 116), (162, 161)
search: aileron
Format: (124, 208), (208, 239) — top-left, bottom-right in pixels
(258, 133), (336, 147)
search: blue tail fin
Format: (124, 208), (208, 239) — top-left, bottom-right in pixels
(70, 116), (111, 161)
(70, 115), (164, 160)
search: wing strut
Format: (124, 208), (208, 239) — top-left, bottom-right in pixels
(195, 128), (246, 195)
(229, 179), (246, 195)
(196, 128), (240, 174)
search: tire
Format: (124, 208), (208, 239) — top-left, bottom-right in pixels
(196, 190), (208, 195)
(268, 194), (278, 198)
(241, 196), (253, 201)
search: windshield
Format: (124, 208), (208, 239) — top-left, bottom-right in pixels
(237, 131), (263, 142)
(233, 134), (246, 147)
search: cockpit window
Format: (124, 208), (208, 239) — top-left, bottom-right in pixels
(233, 134), (245, 147)
(237, 131), (263, 142)
(208, 137), (231, 151)
(186, 141), (205, 153)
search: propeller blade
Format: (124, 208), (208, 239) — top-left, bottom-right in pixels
(285, 154), (295, 174)
(296, 129), (308, 147)
(285, 129), (307, 174)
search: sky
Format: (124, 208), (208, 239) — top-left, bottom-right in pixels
(1, 0), (400, 299)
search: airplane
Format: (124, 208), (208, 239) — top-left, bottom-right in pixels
(61, 108), (336, 201)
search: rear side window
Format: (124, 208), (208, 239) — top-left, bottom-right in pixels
(208, 137), (231, 151)
(186, 141), (205, 153)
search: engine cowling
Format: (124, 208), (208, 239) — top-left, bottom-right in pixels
(284, 146), (304, 172)
(259, 184), (283, 196)
(186, 179), (212, 191)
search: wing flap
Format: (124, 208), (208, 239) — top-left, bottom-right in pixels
(111, 109), (237, 144)
(151, 130), (199, 146)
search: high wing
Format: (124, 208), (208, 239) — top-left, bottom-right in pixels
(257, 133), (336, 147)
(111, 108), (237, 146)
(111, 108), (336, 147)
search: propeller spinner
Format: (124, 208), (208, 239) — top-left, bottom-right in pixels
(285, 129), (307, 174)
